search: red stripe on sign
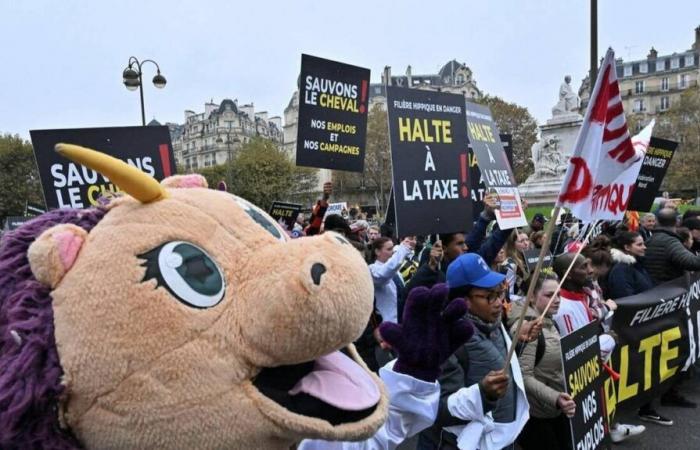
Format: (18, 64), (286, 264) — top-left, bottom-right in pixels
(159, 144), (172, 177)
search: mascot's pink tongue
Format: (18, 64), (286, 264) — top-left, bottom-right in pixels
(288, 351), (380, 410)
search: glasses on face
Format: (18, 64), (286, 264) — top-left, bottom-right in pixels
(471, 289), (506, 303)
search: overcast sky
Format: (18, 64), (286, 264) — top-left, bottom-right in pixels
(2, 0), (698, 138)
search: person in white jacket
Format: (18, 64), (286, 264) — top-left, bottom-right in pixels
(300, 283), (475, 450)
(369, 236), (416, 323)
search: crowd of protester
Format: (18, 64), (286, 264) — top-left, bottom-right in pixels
(284, 183), (700, 449)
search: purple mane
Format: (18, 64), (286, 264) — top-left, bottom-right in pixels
(0, 207), (107, 449)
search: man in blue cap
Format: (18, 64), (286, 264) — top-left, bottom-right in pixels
(417, 253), (529, 450)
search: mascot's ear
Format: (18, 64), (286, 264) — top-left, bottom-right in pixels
(160, 174), (208, 189)
(28, 224), (88, 288)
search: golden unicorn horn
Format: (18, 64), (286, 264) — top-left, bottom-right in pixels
(55, 143), (167, 203)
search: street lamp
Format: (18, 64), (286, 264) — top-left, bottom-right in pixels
(122, 56), (167, 126)
(216, 130), (241, 184)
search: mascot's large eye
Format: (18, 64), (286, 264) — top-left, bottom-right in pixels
(233, 197), (286, 241)
(140, 241), (225, 308)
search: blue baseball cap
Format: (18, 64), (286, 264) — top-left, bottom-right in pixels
(447, 253), (505, 289)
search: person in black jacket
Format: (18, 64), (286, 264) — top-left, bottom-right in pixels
(607, 231), (655, 299)
(643, 208), (700, 283)
(608, 231), (673, 425)
(642, 209), (700, 409)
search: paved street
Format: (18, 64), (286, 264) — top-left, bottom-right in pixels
(398, 374), (700, 449)
(615, 375), (700, 449)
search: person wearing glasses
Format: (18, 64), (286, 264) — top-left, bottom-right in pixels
(417, 253), (529, 450)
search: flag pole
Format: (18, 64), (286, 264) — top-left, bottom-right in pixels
(503, 205), (561, 369)
(537, 220), (599, 321)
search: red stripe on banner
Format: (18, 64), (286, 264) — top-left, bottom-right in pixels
(608, 140), (635, 163)
(159, 144), (172, 177)
(607, 101), (624, 118)
(603, 124), (627, 141)
(590, 65), (612, 123)
(609, 80), (620, 97)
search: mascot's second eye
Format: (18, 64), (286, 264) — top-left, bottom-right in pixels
(140, 241), (226, 308)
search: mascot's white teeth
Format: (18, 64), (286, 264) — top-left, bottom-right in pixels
(288, 351), (379, 410)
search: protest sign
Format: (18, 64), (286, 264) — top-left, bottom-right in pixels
(269, 201), (302, 230)
(30, 126), (175, 210)
(2, 216), (30, 232)
(627, 137), (678, 212)
(561, 321), (610, 450)
(465, 102), (526, 229)
(24, 202), (46, 217)
(523, 248), (553, 271)
(386, 86), (472, 236)
(469, 134), (512, 215)
(603, 273), (700, 419)
(360, 205), (377, 219)
(324, 202), (348, 218)
(295, 54), (370, 172)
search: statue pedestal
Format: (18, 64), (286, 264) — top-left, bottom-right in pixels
(519, 114), (583, 205)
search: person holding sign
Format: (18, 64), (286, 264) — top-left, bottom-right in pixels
(510, 272), (575, 450)
(369, 236), (416, 324)
(418, 253), (529, 450)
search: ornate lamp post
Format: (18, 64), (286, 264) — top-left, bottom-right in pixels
(122, 57), (167, 126)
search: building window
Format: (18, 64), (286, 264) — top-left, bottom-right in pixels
(634, 99), (645, 112)
(456, 74), (465, 84)
(671, 57), (680, 69)
(661, 77), (669, 91)
(686, 54), (695, 66)
(635, 80), (645, 94)
(660, 96), (670, 111)
(639, 62), (648, 74)
(623, 65), (632, 77)
(679, 74), (689, 88)
(656, 59), (665, 71)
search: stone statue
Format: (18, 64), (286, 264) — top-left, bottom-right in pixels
(532, 134), (567, 179)
(552, 75), (579, 116)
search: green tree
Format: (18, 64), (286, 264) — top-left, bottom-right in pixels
(475, 95), (538, 183)
(0, 134), (44, 223)
(196, 137), (317, 211)
(654, 86), (700, 197)
(333, 104), (392, 211)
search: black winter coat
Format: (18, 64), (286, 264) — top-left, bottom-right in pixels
(642, 228), (700, 283)
(606, 249), (655, 299)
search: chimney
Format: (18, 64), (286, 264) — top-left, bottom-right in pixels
(204, 100), (218, 115)
(382, 66), (392, 86)
(269, 116), (282, 129)
(240, 103), (254, 118)
(694, 25), (700, 50)
(647, 47), (658, 59)
(255, 111), (269, 122)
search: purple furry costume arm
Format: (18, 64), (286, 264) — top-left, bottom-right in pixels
(0, 208), (106, 449)
(379, 283), (474, 382)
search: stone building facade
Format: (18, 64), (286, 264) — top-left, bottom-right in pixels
(579, 25), (700, 130)
(171, 99), (283, 172)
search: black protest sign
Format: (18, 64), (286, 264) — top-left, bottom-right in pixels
(30, 126), (175, 210)
(295, 54), (370, 172)
(561, 321), (610, 450)
(604, 273), (700, 417)
(269, 201), (302, 230)
(469, 134), (512, 215)
(465, 102), (525, 229)
(627, 137), (678, 212)
(523, 248), (553, 271)
(387, 86), (472, 236)
(24, 202), (46, 217)
(3, 216), (30, 232)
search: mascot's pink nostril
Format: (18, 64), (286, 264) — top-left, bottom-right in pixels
(310, 263), (327, 286)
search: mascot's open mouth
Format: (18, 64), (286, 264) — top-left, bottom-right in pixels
(252, 348), (380, 425)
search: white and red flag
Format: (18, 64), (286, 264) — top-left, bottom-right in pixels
(557, 48), (645, 222)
